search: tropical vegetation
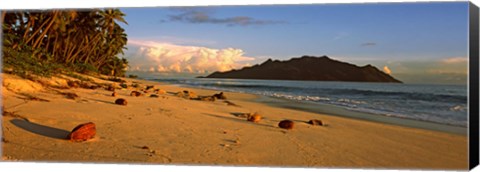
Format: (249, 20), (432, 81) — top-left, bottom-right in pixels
(1, 9), (129, 78)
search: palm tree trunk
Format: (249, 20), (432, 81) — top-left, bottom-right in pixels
(83, 34), (102, 64)
(1, 11), (6, 24)
(69, 38), (90, 64)
(24, 14), (51, 45)
(52, 34), (59, 61)
(32, 11), (58, 49)
(22, 13), (34, 40)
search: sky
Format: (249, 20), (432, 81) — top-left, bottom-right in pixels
(119, 2), (469, 84)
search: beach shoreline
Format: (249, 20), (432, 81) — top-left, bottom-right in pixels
(149, 78), (467, 135)
(1, 73), (468, 169)
(254, 95), (467, 135)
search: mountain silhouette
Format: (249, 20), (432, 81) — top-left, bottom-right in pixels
(204, 55), (402, 83)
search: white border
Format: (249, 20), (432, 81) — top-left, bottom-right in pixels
(0, 0), (473, 10)
(1, 0), (479, 172)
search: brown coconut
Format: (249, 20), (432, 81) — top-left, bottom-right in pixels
(130, 91), (142, 97)
(106, 84), (115, 91)
(247, 113), (261, 122)
(67, 122), (96, 142)
(278, 120), (294, 130)
(115, 98), (127, 105)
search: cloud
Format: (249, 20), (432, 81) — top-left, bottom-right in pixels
(162, 8), (286, 26)
(383, 66), (392, 75)
(360, 42), (377, 47)
(372, 57), (467, 78)
(426, 69), (466, 75)
(440, 57), (467, 64)
(125, 40), (255, 74)
(144, 36), (217, 46)
(319, 56), (467, 84)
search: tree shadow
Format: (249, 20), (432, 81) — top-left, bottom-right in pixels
(15, 93), (50, 102)
(230, 112), (249, 118)
(223, 100), (241, 107)
(203, 113), (275, 129)
(85, 98), (117, 105)
(10, 119), (70, 140)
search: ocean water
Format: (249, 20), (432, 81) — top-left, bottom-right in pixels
(149, 78), (468, 127)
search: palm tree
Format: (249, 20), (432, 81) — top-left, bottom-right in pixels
(98, 9), (128, 34)
(92, 9), (128, 68)
(2, 8), (130, 77)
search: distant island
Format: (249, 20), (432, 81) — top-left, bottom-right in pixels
(203, 55), (402, 83)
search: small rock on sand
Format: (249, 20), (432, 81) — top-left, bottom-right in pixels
(146, 85), (154, 90)
(197, 96), (215, 101)
(307, 119), (323, 126)
(67, 80), (80, 88)
(62, 92), (79, 99)
(154, 89), (166, 94)
(79, 82), (99, 89)
(119, 83), (128, 88)
(175, 90), (197, 99)
(212, 92), (227, 100)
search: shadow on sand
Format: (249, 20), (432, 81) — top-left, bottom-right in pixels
(86, 98), (117, 105)
(10, 119), (70, 140)
(203, 113), (275, 129)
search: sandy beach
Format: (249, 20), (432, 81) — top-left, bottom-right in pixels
(1, 73), (468, 170)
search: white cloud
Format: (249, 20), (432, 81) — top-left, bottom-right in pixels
(383, 66), (391, 74)
(440, 57), (467, 64)
(125, 40), (255, 74)
(426, 69), (466, 74)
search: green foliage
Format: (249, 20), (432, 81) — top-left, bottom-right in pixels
(107, 77), (126, 83)
(70, 63), (98, 75)
(128, 74), (138, 79)
(64, 72), (94, 82)
(98, 57), (128, 77)
(2, 9), (129, 79)
(2, 47), (64, 78)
